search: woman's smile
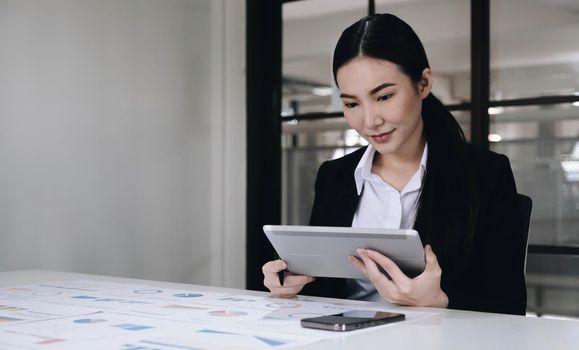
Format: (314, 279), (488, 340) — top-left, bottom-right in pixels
(371, 129), (396, 143)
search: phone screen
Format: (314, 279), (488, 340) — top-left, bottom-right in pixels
(301, 310), (405, 331)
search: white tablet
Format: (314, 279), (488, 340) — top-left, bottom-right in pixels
(263, 225), (425, 279)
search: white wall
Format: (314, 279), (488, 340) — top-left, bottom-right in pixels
(209, 0), (247, 288)
(0, 0), (246, 288)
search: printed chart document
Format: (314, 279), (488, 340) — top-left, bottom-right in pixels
(0, 280), (436, 349)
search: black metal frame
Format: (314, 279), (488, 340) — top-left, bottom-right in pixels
(246, 0), (283, 291)
(529, 245), (579, 255)
(368, 0), (375, 16)
(471, 0), (490, 149)
(247, 0), (578, 290)
(490, 95), (579, 108)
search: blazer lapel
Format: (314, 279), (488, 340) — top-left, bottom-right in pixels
(331, 171), (360, 227)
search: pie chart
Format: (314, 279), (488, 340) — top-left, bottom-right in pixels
(208, 310), (248, 317)
(265, 302), (301, 309)
(173, 293), (203, 298)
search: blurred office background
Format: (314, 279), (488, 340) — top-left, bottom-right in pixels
(0, 0), (577, 320)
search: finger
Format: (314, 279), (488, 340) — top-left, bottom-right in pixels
(268, 274), (314, 298)
(262, 259), (287, 274)
(281, 274), (315, 288)
(349, 255), (373, 279)
(271, 285), (303, 298)
(355, 250), (397, 302)
(356, 249), (381, 280)
(356, 250), (396, 288)
(348, 255), (366, 273)
(364, 249), (409, 284)
(262, 260), (289, 291)
(351, 253), (390, 291)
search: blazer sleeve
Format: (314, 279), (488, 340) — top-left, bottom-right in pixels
(447, 154), (527, 315)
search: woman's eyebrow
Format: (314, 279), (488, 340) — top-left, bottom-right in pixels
(339, 82), (396, 99)
(339, 92), (356, 99)
(370, 82), (396, 95)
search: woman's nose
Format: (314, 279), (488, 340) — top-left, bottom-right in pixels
(363, 105), (383, 128)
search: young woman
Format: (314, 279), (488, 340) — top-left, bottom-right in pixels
(262, 13), (527, 315)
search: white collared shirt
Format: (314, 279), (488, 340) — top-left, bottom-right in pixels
(348, 143), (428, 301)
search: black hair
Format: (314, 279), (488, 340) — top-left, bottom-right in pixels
(333, 14), (478, 271)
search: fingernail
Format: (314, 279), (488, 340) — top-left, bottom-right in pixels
(356, 248), (364, 255)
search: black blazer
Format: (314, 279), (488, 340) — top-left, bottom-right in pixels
(301, 143), (527, 315)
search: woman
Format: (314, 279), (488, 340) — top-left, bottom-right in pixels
(262, 14), (527, 315)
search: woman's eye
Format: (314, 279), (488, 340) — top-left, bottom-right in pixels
(378, 94), (393, 102)
(343, 102), (358, 109)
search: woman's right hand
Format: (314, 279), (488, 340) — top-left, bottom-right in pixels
(262, 260), (316, 298)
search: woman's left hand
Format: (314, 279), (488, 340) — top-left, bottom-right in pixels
(349, 244), (449, 308)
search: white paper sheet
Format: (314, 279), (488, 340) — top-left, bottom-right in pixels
(0, 279), (437, 349)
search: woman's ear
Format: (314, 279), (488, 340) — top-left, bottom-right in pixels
(419, 68), (433, 99)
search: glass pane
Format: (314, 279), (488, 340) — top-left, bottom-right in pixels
(282, 118), (363, 224)
(489, 103), (579, 247)
(282, 0), (471, 116)
(490, 0), (579, 100)
(282, 1), (367, 116)
(526, 253), (579, 318)
(454, 110), (471, 142)
(376, 0), (471, 104)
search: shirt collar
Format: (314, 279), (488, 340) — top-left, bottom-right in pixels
(354, 143), (428, 195)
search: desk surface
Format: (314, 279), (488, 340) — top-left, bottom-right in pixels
(1, 270), (577, 350)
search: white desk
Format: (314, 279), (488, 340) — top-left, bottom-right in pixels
(1, 270), (577, 349)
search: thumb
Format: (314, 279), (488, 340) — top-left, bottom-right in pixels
(275, 259), (288, 271)
(424, 245), (439, 269)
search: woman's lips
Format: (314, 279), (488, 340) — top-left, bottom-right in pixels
(371, 129), (395, 143)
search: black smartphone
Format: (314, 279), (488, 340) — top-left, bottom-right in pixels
(300, 310), (405, 331)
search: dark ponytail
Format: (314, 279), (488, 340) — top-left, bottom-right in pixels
(416, 94), (478, 271)
(333, 14), (478, 270)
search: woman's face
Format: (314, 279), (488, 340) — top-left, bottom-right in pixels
(336, 57), (431, 157)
